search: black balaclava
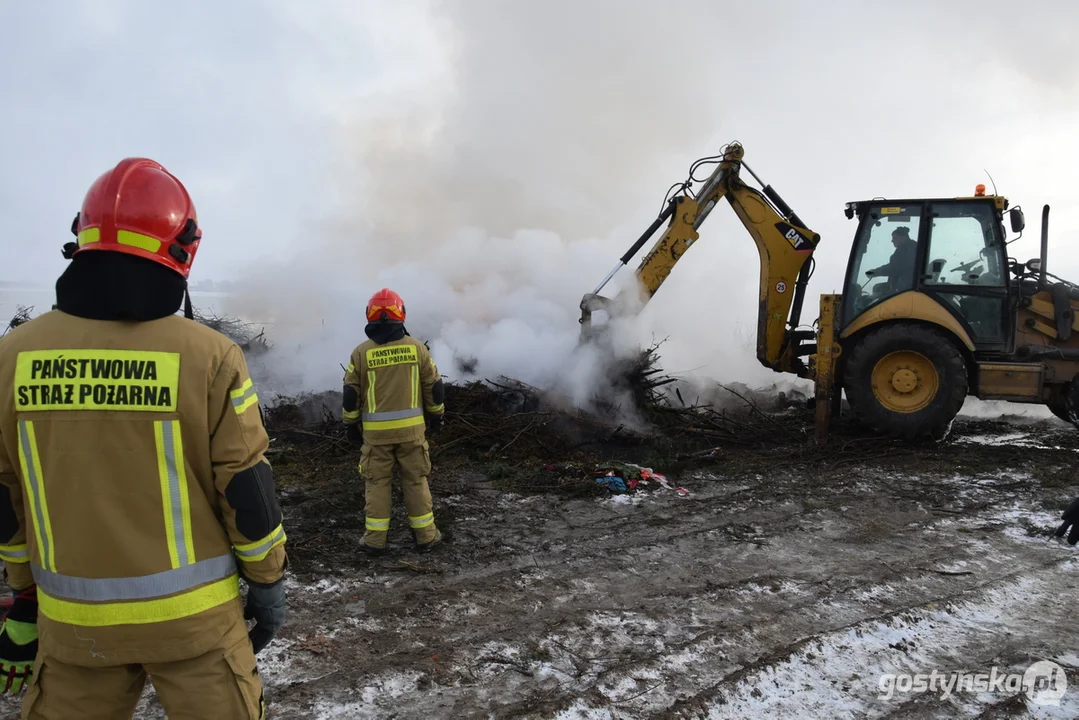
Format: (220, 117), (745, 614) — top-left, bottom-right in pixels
(55, 251), (187, 322)
(364, 320), (408, 345)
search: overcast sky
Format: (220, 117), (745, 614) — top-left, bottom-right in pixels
(0, 1), (440, 284)
(3, 0), (1078, 391)
(3, 1), (1076, 284)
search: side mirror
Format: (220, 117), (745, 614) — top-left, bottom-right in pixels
(1010, 207), (1025, 233)
(1026, 258), (1042, 272)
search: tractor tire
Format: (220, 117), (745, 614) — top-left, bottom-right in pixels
(1048, 402), (1075, 425)
(843, 323), (968, 440)
(1048, 382), (1079, 427)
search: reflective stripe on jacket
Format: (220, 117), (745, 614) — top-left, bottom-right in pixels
(0, 310), (287, 665)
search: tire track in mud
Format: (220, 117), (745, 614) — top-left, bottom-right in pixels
(4, 423), (1074, 720)
(666, 556), (1079, 719)
(254, 465), (1079, 719)
(16, 450), (1071, 719)
(492, 514), (1075, 717)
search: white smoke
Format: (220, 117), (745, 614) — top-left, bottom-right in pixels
(222, 0), (750, 407)
(211, 0), (1079, 416)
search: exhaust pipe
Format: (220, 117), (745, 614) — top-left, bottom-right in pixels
(1040, 204), (1050, 287)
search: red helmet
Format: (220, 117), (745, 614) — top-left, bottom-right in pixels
(366, 288), (406, 323)
(65, 158), (202, 279)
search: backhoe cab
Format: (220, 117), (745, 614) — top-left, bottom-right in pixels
(838, 191), (1079, 439)
(579, 141), (1079, 442)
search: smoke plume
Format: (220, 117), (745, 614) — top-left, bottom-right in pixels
(224, 0), (766, 408)
(219, 0), (1079, 417)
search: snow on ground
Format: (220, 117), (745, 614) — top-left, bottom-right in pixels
(2, 421), (1079, 719)
(233, 420), (1079, 719)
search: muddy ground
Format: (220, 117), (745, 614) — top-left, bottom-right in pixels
(3, 390), (1079, 719)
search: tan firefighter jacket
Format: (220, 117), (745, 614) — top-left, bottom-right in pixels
(342, 335), (444, 445)
(0, 310), (287, 665)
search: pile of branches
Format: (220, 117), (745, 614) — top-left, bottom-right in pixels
(3, 305), (34, 337)
(2, 304), (273, 359)
(434, 377), (638, 463)
(587, 340), (809, 448)
(192, 309), (271, 356)
(259, 376), (650, 478)
(428, 370), (807, 467)
(263, 390), (340, 431)
(646, 387), (808, 448)
(257, 339), (820, 496)
(592, 340), (678, 414)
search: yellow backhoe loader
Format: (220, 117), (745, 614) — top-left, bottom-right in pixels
(579, 142), (1079, 443)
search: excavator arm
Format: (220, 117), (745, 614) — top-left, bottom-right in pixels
(579, 142), (821, 377)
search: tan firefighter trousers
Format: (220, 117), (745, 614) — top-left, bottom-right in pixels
(359, 439), (438, 547)
(20, 617), (264, 720)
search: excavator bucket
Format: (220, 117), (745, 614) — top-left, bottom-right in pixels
(578, 291), (610, 345)
(577, 289), (640, 354)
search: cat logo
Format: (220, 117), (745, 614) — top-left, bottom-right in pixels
(775, 221), (817, 252)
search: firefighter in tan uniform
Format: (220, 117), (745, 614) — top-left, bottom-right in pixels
(343, 289), (446, 554)
(0, 158), (288, 719)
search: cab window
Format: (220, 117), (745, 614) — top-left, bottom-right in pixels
(922, 202), (1004, 287)
(844, 205), (922, 319)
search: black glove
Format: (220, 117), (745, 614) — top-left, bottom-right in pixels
(0, 586), (38, 694)
(426, 413), (445, 436)
(1055, 497), (1079, 544)
(345, 422), (363, 446)
(244, 579), (286, 654)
